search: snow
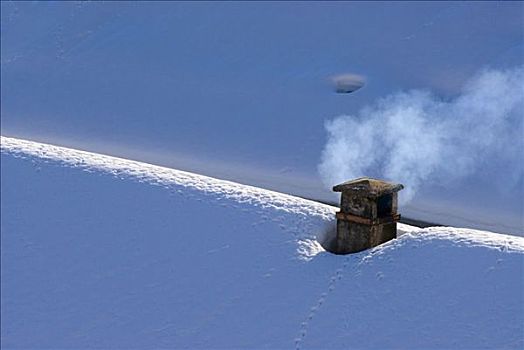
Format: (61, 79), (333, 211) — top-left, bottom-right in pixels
(2, 136), (523, 349)
(2, 1), (523, 236)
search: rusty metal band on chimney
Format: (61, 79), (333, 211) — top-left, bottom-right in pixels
(335, 212), (401, 225)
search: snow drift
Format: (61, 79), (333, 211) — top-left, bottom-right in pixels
(1, 136), (523, 349)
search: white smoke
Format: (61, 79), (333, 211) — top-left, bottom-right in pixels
(319, 66), (524, 202)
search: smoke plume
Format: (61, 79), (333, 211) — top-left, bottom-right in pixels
(319, 66), (524, 202)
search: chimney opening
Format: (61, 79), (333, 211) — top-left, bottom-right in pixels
(377, 194), (393, 218)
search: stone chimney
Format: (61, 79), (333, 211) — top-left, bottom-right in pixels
(330, 177), (404, 254)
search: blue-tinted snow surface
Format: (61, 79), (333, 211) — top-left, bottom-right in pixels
(1, 1), (523, 234)
(1, 137), (523, 349)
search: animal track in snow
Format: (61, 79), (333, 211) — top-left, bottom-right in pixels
(295, 256), (353, 350)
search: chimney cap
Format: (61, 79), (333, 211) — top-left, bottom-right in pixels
(333, 177), (404, 197)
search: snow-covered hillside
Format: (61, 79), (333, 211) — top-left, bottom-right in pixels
(2, 136), (523, 349)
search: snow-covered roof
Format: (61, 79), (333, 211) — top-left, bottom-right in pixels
(2, 136), (523, 349)
(332, 177), (404, 197)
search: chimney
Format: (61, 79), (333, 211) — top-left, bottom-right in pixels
(330, 177), (404, 254)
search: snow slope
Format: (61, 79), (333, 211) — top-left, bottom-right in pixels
(2, 136), (523, 349)
(2, 1), (523, 236)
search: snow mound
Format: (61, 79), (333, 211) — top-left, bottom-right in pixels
(2, 136), (523, 349)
